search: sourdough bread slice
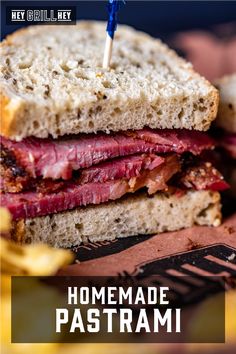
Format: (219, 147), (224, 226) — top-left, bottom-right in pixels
(215, 74), (236, 133)
(0, 21), (218, 140)
(12, 190), (221, 248)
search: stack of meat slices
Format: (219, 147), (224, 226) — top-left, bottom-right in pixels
(0, 128), (228, 221)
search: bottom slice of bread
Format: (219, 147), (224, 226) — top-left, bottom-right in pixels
(12, 190), (221, 248)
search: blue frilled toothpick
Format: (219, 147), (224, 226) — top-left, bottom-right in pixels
(103, 0), (126, 69)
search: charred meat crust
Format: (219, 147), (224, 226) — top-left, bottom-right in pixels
(0, 144), (26, 177)
(0, 145), (65, 194)
(0, 145), (31, 193)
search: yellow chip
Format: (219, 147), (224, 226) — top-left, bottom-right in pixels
(0, 207), (11, 233)
(0, 238), (74, 276)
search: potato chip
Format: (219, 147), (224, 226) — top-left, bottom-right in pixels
(0, 207), (11, 233)
(0, 238), (74, 276)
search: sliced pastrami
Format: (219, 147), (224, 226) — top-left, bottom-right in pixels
(180, 162), (229, 191)
(78, 154), (164, 184)
(1, 155), (180, 220)
(126, 128), (215, 155)
(0, 129), (214, 180)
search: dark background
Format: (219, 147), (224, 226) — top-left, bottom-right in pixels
(1, 1), (236, 41)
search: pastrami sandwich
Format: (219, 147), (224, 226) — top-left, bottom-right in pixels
(0, 22), (228, 247)
(215, 74), (236, 196)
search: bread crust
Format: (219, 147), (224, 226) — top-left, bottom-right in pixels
(0, 22), (219, 140)
(1, 92), (18, 136)
(0, 88), (26, 138)
(0, 93), (12, 135)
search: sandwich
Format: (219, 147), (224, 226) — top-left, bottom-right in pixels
(214, 74), (236, 196)
(0, 22), (228, 248)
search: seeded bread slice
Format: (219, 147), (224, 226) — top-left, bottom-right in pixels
(12, 190), (221, 248)
(215, 74), (236, 133)
(0, 21), (218, 141)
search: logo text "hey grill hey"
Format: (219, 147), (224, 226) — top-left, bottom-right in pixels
(7, 7), (76, 25)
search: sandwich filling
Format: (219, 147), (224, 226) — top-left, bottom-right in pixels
(0, 128), (228, 220)
(220, 133), (236, 159)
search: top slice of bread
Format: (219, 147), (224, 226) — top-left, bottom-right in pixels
(215, 74), (236, 133)
(0, 21), (218, 140)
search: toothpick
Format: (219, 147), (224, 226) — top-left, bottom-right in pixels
(103, 0), (125, 69)
(103, 34), (113, 69)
